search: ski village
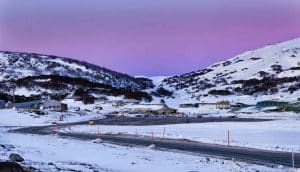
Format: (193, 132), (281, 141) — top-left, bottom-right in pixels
(1, 38), (300, 171)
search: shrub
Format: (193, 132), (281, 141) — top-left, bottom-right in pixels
(151, 87), (173, 97)
(208, 89), (232, 95)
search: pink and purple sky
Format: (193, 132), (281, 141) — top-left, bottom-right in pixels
(0, 0), (300, 76)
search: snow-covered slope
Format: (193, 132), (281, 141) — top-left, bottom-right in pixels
(161, 38), (300, 102)
(0, 51), (151, 90)
(2, 38), (300, 103)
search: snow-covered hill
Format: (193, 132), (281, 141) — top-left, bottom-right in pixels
(0, 51), (155, 102)
(2, 38), (300, 104)
(0, 51), (152, 90)
(161, 38), (300, 103)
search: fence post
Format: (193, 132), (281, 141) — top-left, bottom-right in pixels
(162, 128), (166, 140)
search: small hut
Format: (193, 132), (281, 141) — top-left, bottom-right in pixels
(216, 101), (231, 109)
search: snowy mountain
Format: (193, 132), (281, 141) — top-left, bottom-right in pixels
(0, 51), (153, 102)
(0, 51), (152, 90)
(2, 38), (300, 104)
(161, 38), (300, 103)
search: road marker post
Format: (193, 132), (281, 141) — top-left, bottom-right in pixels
(292, 150), (295, 168)
(162, 128), (166, 140)
(97, 126), (100, 139)
(227, 130), (230, 146)
(151, 132), (154, 144)
(55, 124), (58, 134)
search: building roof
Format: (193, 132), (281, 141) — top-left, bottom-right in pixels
(44, 100), (61, 103)
(15, 100), (42, 108)
(216, 101), (230, 104)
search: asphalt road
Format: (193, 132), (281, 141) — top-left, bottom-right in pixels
(63, 116), (272, 126)
(11, 117), (299, 168)
(65, 132), (300, 168)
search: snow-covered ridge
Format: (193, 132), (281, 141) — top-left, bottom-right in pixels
(162, 38), (300, 101)
(2, 38), (300, 102)
(205, 37), (300, 81)
(0, 51), (151, 90)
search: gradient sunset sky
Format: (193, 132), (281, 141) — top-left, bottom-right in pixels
(0, 0), (300, 76)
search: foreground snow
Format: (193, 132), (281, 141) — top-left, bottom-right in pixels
(61, 120), (300, 153)
(0, 128), (291, 172)
(1, 109), (299, 171)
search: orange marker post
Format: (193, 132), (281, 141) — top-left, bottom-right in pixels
(227, 130), (230, 146)
(151, 132), (154, 144)
(97, 126), (100, 139)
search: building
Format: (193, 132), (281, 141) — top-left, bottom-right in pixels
(196, 103), (216, 107)
(112, 100), (125, 107)
(156, 106), (177, 115)
(256, 101), (288, 108)
(179, 103), (198, 108)
(0, 99), (5, 109)
(43, 100), (68, 112)
(82, 96), (95, 104)
(94, 100), (111, 105)
(231, 103), (249, 108)
(15, 100), (42, 109)
(94, 96), (108, 104)
(121, 104), (177, 115)
(95, 98), (140, 107)
(281, 101), (300, 112)
(216, 101), (231, 109)
(123, 99), (140, 104)
(230, 103), (251, 112)
(193, 102), (217, 111)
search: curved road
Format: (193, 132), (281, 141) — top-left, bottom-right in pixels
(11, 117), (299, 168)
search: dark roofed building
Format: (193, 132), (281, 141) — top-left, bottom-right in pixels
(256, 101), (288, 108)
(15, 100), (42, 109)
(0, 99), (5, 108)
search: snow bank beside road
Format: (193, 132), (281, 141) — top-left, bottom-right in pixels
(62, 119), (300, 153)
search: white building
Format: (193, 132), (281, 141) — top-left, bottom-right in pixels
(123, 99), (140, 104)
(43, 100), (62, 111)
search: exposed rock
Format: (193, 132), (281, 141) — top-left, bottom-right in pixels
(0, 161), (24, 172)
(9, 153), (24, 162)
